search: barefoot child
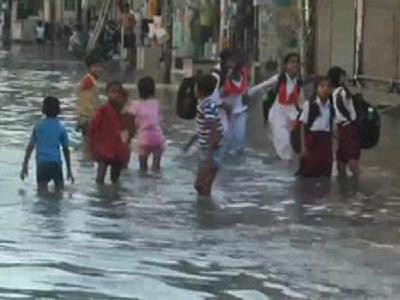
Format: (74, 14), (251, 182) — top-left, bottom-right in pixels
(327, 66), (361, 177)
(194, 74), (223, 198)
(129, 76), (165, 174)
(88, 82), (132, 184)
(76, 53), (103, 136)
(21, 97), (74, 192)
(297, 77), (334, 178)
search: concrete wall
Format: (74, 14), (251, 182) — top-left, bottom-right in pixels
(314, 0), (355, 76)
(257, 0), (301, 79)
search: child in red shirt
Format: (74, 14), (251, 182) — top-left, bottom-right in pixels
(88, 82), (134, 184)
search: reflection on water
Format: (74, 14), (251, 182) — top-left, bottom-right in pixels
(0, 46), (399, 299)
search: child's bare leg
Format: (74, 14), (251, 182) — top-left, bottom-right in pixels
(54, 181), (64, 193)
(337, 161), (347, 177)
(348, 159), (360, 177)
(139, 155), (149, 174)
(195, 168), (217, 198)
(110, 162), (123, 184)
(203, 170), (217, 197)
(96, 162), (108, 184)
(37, 181), (49, 193)
(152, 153), (162, 173)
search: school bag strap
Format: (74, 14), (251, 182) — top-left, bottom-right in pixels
(305, 96), (335, 132)
(335, 87), (352, 122)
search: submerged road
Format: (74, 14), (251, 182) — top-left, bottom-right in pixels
(0, 46), (399, 299)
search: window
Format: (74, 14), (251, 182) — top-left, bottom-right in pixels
(17, 0), (42, 20)
(65, 0), (76, 11)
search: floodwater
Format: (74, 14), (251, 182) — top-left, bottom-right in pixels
(0, 45), (400, 299)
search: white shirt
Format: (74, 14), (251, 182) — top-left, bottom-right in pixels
(247, 73), (304, 105)
(285, 73), (297, 98)
(299, 97), (332, 132)
(332, 87), (357, 124)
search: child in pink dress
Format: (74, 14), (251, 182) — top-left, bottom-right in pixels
(130, 76), (165, 174)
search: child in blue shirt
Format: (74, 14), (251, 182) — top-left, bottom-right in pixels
(21, 97), (74, 192)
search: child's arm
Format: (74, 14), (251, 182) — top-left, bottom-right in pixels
(209, 122), (221, 152)
(246, 74), (279, 98)
(21, 143), (34, 180)
(62, 146), (75, 184)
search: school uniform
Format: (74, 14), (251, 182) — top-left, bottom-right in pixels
(221, 68), (249, 154)
(268, 74), (304, 161)
(332, 87), (361, 164)
(297, 98), (333, 177)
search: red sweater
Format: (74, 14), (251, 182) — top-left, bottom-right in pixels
(88, 103), (131, 165)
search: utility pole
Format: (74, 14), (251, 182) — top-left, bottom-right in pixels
(163, 0), (173, 84)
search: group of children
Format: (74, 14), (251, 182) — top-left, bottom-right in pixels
(194, 52), (362, 197)
(21, 55), (165, 191)
(20, 50), (361, 198)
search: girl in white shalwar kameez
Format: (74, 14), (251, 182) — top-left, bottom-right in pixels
(247, 53), (304, 161)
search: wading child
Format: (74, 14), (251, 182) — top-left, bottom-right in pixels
(88, 82), (133, 184)
(21, 97), (74, 192)
(221, 54), (249, 155)
(297, 77), (334, 178)
(129, 76), (165, 175)
(195, 74), (223, 198)
(247, 53), (304, 161)
(76, 53), (103, 135)
(328, 66), (361, 177)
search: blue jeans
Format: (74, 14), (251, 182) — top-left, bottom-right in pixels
(226, 112), (248, 154)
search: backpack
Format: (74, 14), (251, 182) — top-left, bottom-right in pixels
(290, 98), (334, 154)
(336, 91), (380, 149)
(352, 93), (380, 149)
(176, 76), (198, 120)
(262, 74), (303, 123)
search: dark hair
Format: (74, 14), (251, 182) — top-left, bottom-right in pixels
(327, 66), (346, 88)
(106, 81), (123, 93)
(85, 51), (103, 68)
(197, 74), (217, 97)
(313, 76), (330, 94)
(220, 48), (235, 62)
(42, 96), (61, 118)
(138, 76), (155, 99)
(283, 52), (301, 65)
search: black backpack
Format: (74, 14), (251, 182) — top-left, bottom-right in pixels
(262, 74), (303, 123)
(176, 77), (198, 120)
(352, 94), (380, 149)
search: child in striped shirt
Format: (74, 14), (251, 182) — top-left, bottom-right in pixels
(194, 74), (223, 198)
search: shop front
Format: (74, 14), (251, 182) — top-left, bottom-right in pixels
(172, 0), (220, 62)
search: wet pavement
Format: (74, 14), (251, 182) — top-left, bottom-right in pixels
(0, 45), (400, 299)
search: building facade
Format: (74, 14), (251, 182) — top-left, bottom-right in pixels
(313, 0), (400, 85)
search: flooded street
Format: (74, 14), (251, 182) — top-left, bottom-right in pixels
(1, 46), (400, 299)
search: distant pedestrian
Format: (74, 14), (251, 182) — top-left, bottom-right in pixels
(328, 66), (361, 177)
(119, 1), (137, 66)
(76, 53), (103, 138)
(35, 21), (46, 44)
(297, 77), (334, 178)
(128, 76), (165, 175)
(21, 97), (74, 192)
(247, 52), (304, 161)
(194, 74), (223, 198)
(88, 82), (133, 185)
